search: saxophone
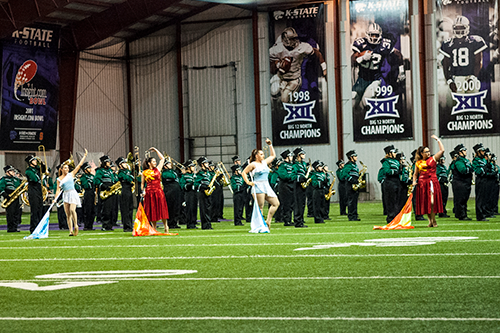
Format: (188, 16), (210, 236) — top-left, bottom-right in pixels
(301, 159), (313, 189)
(204, 170), (222, 196)
(100, 182), (122, 200)
(352, 161), (367, 191)
(325, 174), (336, 201)
(1, 179), (28, 208)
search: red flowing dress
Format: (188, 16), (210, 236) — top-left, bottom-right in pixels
(415, 157), (443, 215)
(143, 168), (169, 221)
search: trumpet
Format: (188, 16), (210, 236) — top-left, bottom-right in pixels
(352, 161), (367, 191)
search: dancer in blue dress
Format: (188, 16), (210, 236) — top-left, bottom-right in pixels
(54, 149), (88, 236)
(242, 138), (280, 229)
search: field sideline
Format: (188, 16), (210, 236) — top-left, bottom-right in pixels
(0, 200), (499, 333)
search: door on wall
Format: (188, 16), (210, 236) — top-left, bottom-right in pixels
(184, 62), (238, 166)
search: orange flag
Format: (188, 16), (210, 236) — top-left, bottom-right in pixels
(373, 193), (415, 230)
(133, 202), (178, 236)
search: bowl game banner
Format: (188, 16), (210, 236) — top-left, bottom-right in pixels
(269, 3), (329, 146)
(436, 0), (500, 137)
(350, 0), (413, 142)
(0, 24), (60, 151)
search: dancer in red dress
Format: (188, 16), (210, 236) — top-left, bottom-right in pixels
(412, 135), (445, 227)
(141, 147), (169, 232)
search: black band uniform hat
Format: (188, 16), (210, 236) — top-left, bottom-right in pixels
(100, 155), (111, 164)
(115, 157), (126, 166)
(473, 143), (485, 152)
(280, 149), (294, 159)
(312, 160), (320, 169)
(454, 144), (466, 152)
(384, 145), (396, 154)
(81, 162), (91, 171)
(346, 150), (357, 158)
(3, 165), (15, 173)
(197, 156), (208, 165)
(231, 155), (240, 163)
(231, 165), (241, 173)
(293, 147), (305, 156)
(184, 159), (196, 168)
(336, 159), (344, 167)
(449, 150), (457, 159)
(25, 155), (36, 164)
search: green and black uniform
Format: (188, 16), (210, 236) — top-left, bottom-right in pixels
(337, 167), (347, 215)
(180, 171), (197, 229)
(80, 171), (95, 230)
(379, 157), (401, 223)
(230, 173), (246, 226)
(473, 156), (496, 221)
(277, 161), (296, 226)
(94, 166), (116, 231)
(0, 175), (22, 232)
(311, 169), (327, 224)
(452, 156), (473, 220)
(293, 160), (308, 227)
(194, 169), (212, 230)
(436, 163), (449, 217)
(162, 167), (182, 229)
(25, 164), (45, 233)
(118, 168), (135, 231)
(342, 161), (360, 221)
(268, 169), (281, 222)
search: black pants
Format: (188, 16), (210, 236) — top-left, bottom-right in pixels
(452, 180), (471, 219)
(96, 195), (103, 223)
(212, 184), (224, 220)
(439, 182), (449, 216)
(185, 190), (198, 229)
(101, 195), (114, 231)
(111, 194), (119, 226)
(233, 190), (245, 225)
(120, 185), (134, 231)
(338, 181), (347, 215)
(83, 190), (96, 230)
(346, 186), (359, 221)
(484, 178), (497, 217)
(475, 177), (488, 220)
(197, 191), (212, 229)
(273, 184), (283, 222)
(313, 187), (327, 223)
(278, 182), (294, 225)
(244, 189), (252, 221)
(382, 177), (401, 223)
(28, 183), (43, 234)
(6, 198), (21, 232)
(306, 185), (314, 217)
(164, 183), (182, 228)
(294, 183), (306, 226)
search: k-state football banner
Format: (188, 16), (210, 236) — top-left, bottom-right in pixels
(269, 4), (329, 146)
(0, 24), (60, 150)
(350, 0), (413, 142)
(436, 0), (500, 137)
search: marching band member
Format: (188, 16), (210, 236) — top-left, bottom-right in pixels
(436, 156), (450, 218)
(342, 150), (360, 221)
(180, 159), (198, 229)
(162, 158), (182, 229)
(311, 160), (327, 224)
(141, 148), (169, 232)
(277, 149), (296, 226)
(25, 155), (46, 233)
(293, 147), (308, 228)
(336, 160), (347, 216)
(269, 158), (282, 222)
(116, 157), (135, 232)
(110, 162), (119, 227)
(472, 144), (496, 221)
(241, 138), (280, 229)
(194, 156), (213, 230)
(379, 145), (401, 224)
(53, 149), (88, 236)
(0, 165), (22, 232)
(80, 162), (95, 231)
(397, 152), (411, 210)
(452, 144), (473, 221)
(230, 165), (245, 226)
(94, 155), (116, 231)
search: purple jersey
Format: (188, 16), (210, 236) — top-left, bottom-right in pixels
(352, 37), (393, 81)
(439, 35), (487, 76)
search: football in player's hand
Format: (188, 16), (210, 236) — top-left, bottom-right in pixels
(358, 50), (373, 62)
(278, 57), (292, 74)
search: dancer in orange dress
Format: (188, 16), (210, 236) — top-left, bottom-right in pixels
(412, 135), (445, 227)
(141, 147), (169, 232)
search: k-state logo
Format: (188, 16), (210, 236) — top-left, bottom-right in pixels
(364, 96), (400, 119)
(282, 101), (317, 124)
(451, 91), (488, 115)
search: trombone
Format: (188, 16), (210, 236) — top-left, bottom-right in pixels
(218, 162), (233, 194)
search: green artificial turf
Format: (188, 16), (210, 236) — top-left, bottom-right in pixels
(0, 200), (499, 333)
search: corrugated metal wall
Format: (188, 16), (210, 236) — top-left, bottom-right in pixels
(130, 28), (179, 160)
(74, 40), (128, 162)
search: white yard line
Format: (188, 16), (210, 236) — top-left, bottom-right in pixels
(0, 316), (499, 322)
(1, 252), (500, 262)
(1, 238), (500, 250)
(1, 275), (500, 282)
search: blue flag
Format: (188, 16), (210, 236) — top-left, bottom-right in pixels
(24, 193), (60, 240)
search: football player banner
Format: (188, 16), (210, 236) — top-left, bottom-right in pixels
(349, 0), (413, 142)
(269, 4), (329, 146)
(436, 0), (500, 136)
(0, 23), (60, 151)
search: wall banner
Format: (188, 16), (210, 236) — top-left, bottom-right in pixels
(349, 0), (413, 142)
(437, 0), (500, 137)
(269, 4), (329, 146)
(0, 23), (60, 150)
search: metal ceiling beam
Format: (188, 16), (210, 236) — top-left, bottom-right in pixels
(0, 0), (69, 39)
(61, 0), (184, 50)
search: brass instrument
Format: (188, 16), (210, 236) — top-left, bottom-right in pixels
(75, 174), (85, 198)
(352, 161), (367, 191)
(204, 169), (222, 196)
(407, 162), (415, 196)
(21, 181), (49, 206)
(126, 152), (136, 194)
(325, 174), (336, 201)
(301, 159), (313, 189)
(165, 154), (185, 171)
(218, 162), (233, 194)
(100, 182), (122, 200)
(1, 179), (28, 208)
(38, 145), (50, 176)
